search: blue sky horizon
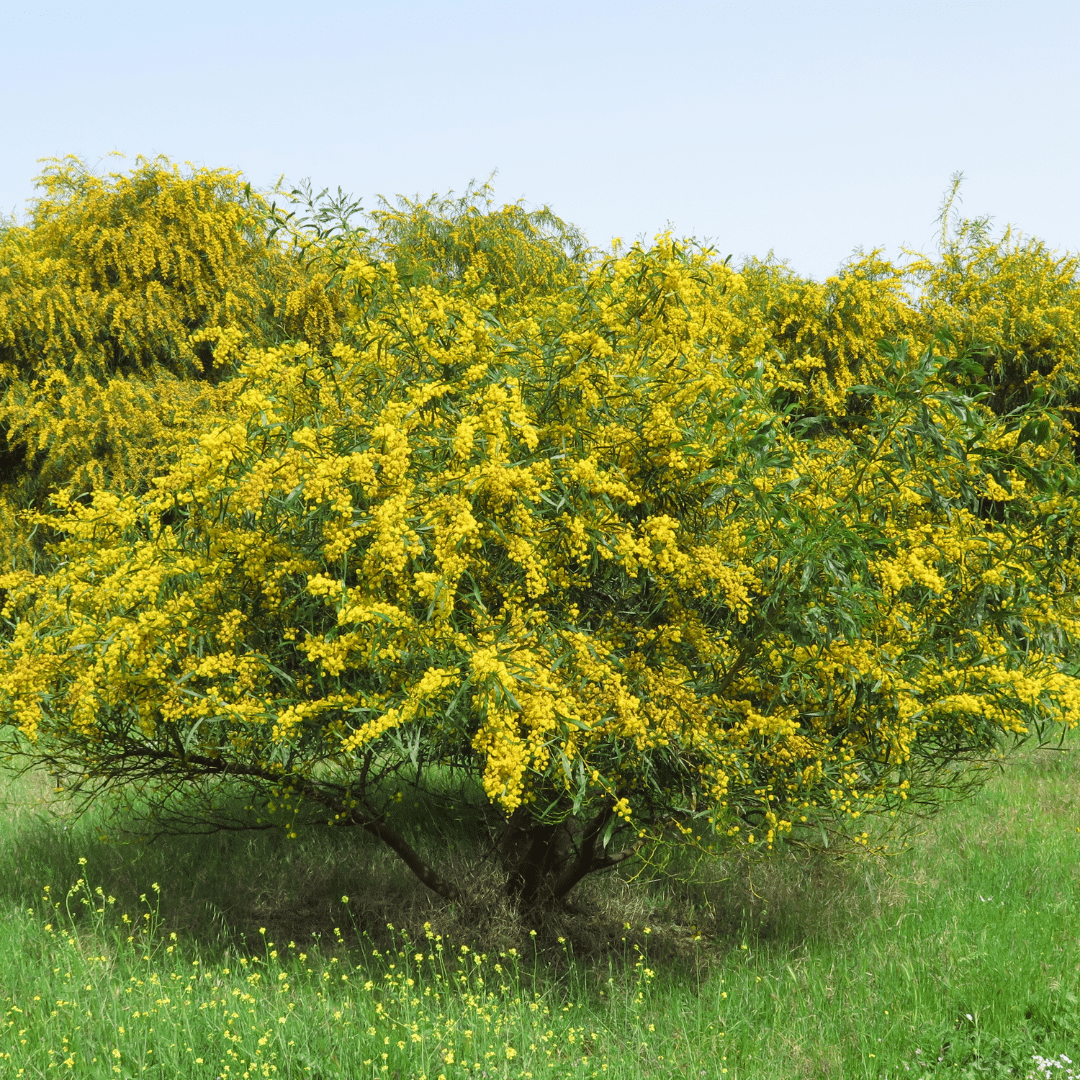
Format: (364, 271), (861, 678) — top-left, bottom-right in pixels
(3, 1), (1078, 281)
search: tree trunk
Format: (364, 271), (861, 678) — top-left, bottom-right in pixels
(501, 815), (572, 909)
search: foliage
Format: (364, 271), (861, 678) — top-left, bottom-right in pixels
(272, 177), (592, 331)
(731, 249), (918, 415)
(0, 155), (341, 508)
(917, 220), (1080, 418)
(719, 178), (1080, 434)
(1, 209), (1079, 911)
(0, 161), (598, 527)
(365, 180), (592, 301)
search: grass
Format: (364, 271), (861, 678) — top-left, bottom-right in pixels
(1, 739), (1078, 1079)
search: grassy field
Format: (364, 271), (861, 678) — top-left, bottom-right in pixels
(1, 739), (1078, 1080)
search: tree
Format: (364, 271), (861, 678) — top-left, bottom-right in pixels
(2, 226), (1078, 913)
(0, 155), (342, 515)
(364, 179), (592, 302)
(916, 218), (1080, 422)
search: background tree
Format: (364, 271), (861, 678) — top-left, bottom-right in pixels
(0, 155), (343, 532)
(364, 180), (592, 303)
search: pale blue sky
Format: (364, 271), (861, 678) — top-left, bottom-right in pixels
(3, 1), (1077, 280)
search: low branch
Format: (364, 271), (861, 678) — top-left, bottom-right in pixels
(51, 746), (466, 906)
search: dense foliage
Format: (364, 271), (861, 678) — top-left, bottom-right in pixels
(1, 158), (1078, 909)
(0, 157), (340, 509)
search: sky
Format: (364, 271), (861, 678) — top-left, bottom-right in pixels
(2, 0), (1078, 281)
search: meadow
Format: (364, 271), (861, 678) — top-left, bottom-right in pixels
(1, 736), (1077, 1080)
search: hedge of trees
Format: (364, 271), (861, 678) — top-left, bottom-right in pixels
(1, 157), (1077, 910)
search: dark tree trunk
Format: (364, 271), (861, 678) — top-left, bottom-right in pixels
(502, 816), (573, 909)
(498, 807), (642, 911)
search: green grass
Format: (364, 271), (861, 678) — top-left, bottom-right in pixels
(1, 740), (1078, 1079)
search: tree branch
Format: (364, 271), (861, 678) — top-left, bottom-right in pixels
(76, 746), (466, 906)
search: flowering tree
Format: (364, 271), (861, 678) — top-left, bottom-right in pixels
(0, 156), (345, 520)
(2, 224), (1078, 911)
